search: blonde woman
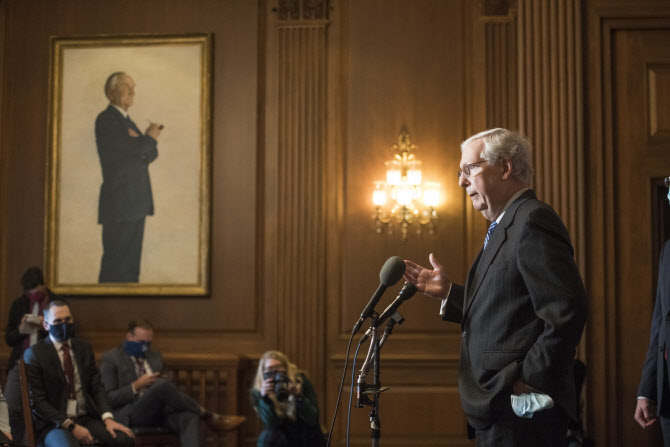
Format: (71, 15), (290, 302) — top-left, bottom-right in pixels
(250, 351), (325, 447)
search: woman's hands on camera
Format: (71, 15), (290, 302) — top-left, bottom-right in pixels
(289, 375), (303, 396)
(261, 374), (302, 398)
(260, 376), (276, 397)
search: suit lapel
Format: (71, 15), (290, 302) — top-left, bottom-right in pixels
(462, 190), (536, 319)
(107, 105), (141, 135)
(464, 250), (483, 297)
(44, 338), (67, 385)
(120, 348), (140, 379)
(71, 339), (87, 388)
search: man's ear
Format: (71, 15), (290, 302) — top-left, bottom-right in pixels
(501, 158), (514, 180)
(126, 332), (133, 341)
(42, 320), (49, 331)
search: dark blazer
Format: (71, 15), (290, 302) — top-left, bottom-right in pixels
(99, 346), (165, 426)
(638, 240), (670, 413)
(95, 105), (158, 224)
(24, 337), (113, 439)
(443, 189), (588, 430)
(4, 290), (55, 370)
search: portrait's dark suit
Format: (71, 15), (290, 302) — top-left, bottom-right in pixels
(100, 346), (202, 446)
(442, 189), (588, 433)
(24, 338), (133, 446)
(95, 105), (158, 283)
(638, 240), (670, 418)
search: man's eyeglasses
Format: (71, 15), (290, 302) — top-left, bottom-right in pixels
(458, 161), (487, 179)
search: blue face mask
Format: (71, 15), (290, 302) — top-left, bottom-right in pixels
(49, 322), (75, 342)
(123, 340), (150, 358)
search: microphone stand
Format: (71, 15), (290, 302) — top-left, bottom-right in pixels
(355, 312), (405, 446)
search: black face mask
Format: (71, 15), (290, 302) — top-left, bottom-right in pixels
(49, 322), (75, 342)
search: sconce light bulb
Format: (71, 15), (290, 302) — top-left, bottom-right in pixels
(423, 183), (440, 207)
(373, 190), (387, 206)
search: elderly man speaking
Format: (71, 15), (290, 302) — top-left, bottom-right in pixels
(404, 129), (587, 446)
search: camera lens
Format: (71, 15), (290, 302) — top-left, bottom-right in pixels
(274, 371), (290, 402)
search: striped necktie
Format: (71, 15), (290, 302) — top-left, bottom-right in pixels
(484, 221), (498, 249)
(61, 343), (76, 399)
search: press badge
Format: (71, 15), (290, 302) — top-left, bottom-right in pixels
(66, 399), (77, 417)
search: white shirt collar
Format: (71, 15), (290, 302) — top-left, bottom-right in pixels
(50, 336), (70, 351)
(494, 187), (530, 224)
(111, 103), (129, 118)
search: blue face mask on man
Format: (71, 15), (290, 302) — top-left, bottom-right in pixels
(123, 340), (150, 358)
(49, 322), (75, 342)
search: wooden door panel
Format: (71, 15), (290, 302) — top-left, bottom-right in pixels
(613, 28), (670, 447)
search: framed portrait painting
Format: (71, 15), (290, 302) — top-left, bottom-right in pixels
(45, 34), (212, 295)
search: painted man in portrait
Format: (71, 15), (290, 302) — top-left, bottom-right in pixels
(95, 72), (162, 283)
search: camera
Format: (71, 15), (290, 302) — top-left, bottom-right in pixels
(263, 370), (290, 401)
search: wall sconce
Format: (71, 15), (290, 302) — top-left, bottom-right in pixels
(372, 128), (440, 241)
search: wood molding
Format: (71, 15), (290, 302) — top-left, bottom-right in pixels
(276, 0), (329, 21)
(271, 0), (329, 392)
(474, 1), (586, 274)
(586, 3), (670, 446)
(517, 0), (585, 271)
(327, 354), (466, 446)
(0, 0), (9, 341)
(481, 0), (516, 18)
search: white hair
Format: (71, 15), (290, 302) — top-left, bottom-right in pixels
(104, 72), (126, 97)
(461, 128), (534, 184)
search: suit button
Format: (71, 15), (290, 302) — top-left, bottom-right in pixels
(660, 347), (664, 352)
(666, 315), (670, 321)
(462, 331), (467, 338)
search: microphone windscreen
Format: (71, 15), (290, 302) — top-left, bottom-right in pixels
(379, 256), (406, 286)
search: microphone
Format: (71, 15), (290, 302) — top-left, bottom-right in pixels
(359, 281), (417, 343)
(352, 256), (406, 335)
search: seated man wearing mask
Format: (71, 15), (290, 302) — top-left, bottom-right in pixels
(100, 320), (245, 446)
(24, 300), (135, 447)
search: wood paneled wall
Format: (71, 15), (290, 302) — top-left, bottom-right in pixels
(517, 0), (585, 268)
(271, 2), (329, 394)
(1, 0), (670, 446)
(323, 1), (472, 444)
(586, 3), (670, 446)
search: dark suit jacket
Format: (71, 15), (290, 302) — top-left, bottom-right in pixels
(99, 346), (164, 426)
(95, 105), (158, 224)
(24, 337), (113, 439)
(443, 189), (588, 430)
(638, 240), (670, 414)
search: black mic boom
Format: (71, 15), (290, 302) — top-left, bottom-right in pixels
(378, 281), (417, 324)
(352, 256), (406, 335)
(360, 281), (417, 343)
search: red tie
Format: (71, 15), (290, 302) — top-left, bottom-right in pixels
(135, 357), (146, 376)
(61, 343), (76, 399)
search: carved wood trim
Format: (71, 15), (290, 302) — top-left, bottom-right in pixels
(276, 0), (329, 21)
(517, 0), (584, 271)
(273, 15), (328, 393)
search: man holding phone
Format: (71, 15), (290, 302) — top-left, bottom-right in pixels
(100, 320), (245, 446)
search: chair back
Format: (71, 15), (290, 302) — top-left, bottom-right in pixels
(18, 359), (36, 447)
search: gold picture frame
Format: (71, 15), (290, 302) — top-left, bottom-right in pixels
(45, 34), (212, 295)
